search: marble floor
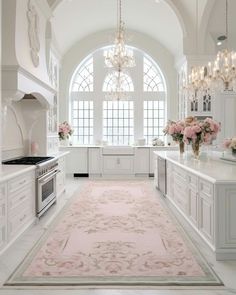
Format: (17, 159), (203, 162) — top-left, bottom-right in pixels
(0, 177), (236, 295)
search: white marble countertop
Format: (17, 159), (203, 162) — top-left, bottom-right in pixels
(0, 165), (36, 183)
(59, 145), (178, 149)
(50, 150), (70, 159)
(154, 151), (236, 183)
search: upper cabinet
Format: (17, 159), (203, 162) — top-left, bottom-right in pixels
(188, 94), (212, 116)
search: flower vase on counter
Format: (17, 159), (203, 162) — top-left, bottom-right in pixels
(223, 137), (236, 157)
(60, 138), (69, 146)
(192, 141), (200, 159)
(179, 141), (185, 154)
(58, 121), (73, 146)
(163, 120), (185, 155)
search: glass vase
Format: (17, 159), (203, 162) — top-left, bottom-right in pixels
(60, 138), (69, 146)
(192, 141), (200, 159)
(179, 141), (185, 154)
(232, 148), (236, 157)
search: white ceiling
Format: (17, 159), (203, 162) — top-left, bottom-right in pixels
(51, 0), (183, 57)
(207, 0), (236, 49)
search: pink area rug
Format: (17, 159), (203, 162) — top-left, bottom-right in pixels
(6, 181), (221, 286)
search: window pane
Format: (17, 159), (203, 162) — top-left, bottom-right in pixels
(143, 56), (165, 93)
(103, 101), (134, 145)
(71, 100), (94, 144)
(143, 100), (165, 144)
(71, 57), (93, 92)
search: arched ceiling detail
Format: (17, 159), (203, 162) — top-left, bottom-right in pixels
(49, 0), (184, 58)
(48, 0), (221, 58)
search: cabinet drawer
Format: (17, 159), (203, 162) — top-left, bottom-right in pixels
(0, 201), (6, 219)
(199, 179), (213, 198)
(188, 173), (198, 189)
(8, 203), (33, 240)
(8, 172), (34, 194)
(166, 161), (173, 172)
(0, 184), (7, 201)
(103, 156), (134, 175)
(174, 185), (188, 213)
(174, 172), (187, 187)
(174, 165), (187, 181)
(8, 184), (33, 212)
(0, 223), (6, 250)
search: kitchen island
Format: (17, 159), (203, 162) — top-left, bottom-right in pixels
(154, 151), (236, 260)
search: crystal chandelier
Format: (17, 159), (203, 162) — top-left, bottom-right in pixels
(104, 0), (135, 101)
(104, 0), (135, 70)
(185, 66), (209, 101)
(105, 69), (131, 101)
(206, 0), (236, 93)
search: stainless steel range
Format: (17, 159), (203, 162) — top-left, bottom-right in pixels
(3, 156), (59, 217)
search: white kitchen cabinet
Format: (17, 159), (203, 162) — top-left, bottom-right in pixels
(166, 161), (173, 199)
(154, 151), (236, 260)
(7, 171), (35, 242)
(134, 148), (149, 174)
(188, 186), (198, 227)
(64, 147), (88, 174)
(198, 179), (214, 243)
(89, 148), (101, 175)
(0, 183), (7, 250)
(0, 169), (36, 254)
(149, 146), (177, 174)
(173, 167), (188, 215)
(57, 155), (66, 197)
(154, 155), (158, 188)
(103, 156), (134, 175)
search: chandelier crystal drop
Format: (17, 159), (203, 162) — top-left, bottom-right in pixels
(185, 66), (210, 101)
(105, 69), (131, 101)
(206, 49), (236, 92)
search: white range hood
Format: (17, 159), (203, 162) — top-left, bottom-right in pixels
(2, 65), (55, 107)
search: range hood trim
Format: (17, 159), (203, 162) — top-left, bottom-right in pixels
(2, 65), (56, 107)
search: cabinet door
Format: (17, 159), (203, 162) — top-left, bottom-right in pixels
(65, 148), (88, 174)
(198, 180), (214, 243)
(189, 187), (198, 227)
(103, 156), (134, 175)
(57, 156), (66, 196)
(135, 148), (149, 174)
(89, 148), (101, 174)
(154, 156), (158, 188)
(0, 183), (7, 250)
(166, 161), (173, 199)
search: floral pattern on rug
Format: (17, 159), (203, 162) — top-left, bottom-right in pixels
(23, 181), (208, 278)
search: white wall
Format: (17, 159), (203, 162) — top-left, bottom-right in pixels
(0, 0), (2, 168)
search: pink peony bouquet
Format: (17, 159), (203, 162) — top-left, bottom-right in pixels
(58, 121), (73, 140)
(183, 117), (220, 145)
(223, 137), (236, 150)
(163, 120), (185, 143)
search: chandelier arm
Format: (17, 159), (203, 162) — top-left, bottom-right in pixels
(226, 0), (228, 41)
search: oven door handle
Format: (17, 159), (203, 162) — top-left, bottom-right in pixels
(38, 170), (61, 184)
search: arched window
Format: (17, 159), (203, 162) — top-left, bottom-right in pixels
(143, 56), (166, 143)
(143, 57), (165, 92)
(70, 56), (94, 144)
(103, 72), (134, 92)
(69, 46), (167, 146)
(71, 57), (93, 92)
